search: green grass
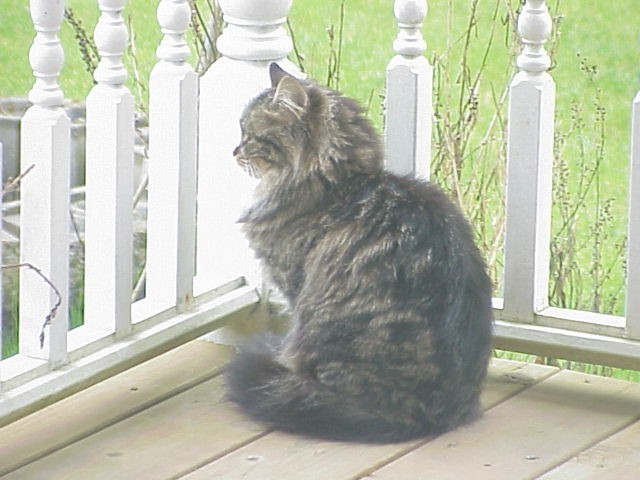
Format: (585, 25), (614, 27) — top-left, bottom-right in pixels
(3, 0), (637, 163)
(1, 0), (639, 377)
(0, 0), (159, 106)
(289, 0), (637, 317)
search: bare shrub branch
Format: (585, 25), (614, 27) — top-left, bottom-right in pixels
(1, 263), (62, 349)
(2, 164), (35, 197)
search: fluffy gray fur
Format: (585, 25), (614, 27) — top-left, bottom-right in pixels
(225, 64), (494, 443)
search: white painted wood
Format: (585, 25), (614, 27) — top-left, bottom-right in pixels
(495, 298), (635, 343)
(0, 354), (48, 388)
(83, 0), (134, 337)
(216, 0), (293, 61)
(24, 0), (66, 109)
(92, 0), (128, 87)
(385, 0), (432, 179)
(0, 341), (232, 475)
(195, 0), (300, 295)
(502, 0), (555, 322)
(0, 143), (3, 382)
(625, 91), (640, 339)
(494, 319), (640, 370)
(0, 286), (259, 427)
(19, 0), (70, 365)
(144, 0), (197, 315)
(6, 0), (640, 431)
(534, 307), (625, 336)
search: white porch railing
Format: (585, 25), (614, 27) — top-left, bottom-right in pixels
(494, 0), (640, 369)
(2, 0), (640, 426)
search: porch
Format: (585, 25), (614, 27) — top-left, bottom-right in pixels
(2, 340), (640, 479)
(3, 0), (640, 477)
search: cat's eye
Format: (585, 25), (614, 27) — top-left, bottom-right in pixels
(255, 135), (283, 154)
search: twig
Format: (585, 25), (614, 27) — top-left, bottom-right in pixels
(64, 8), (99, 79)
(191, 0), (223, 74)
(193, 2), (216, 56)
(2, 263), (62, 348)
(132, 266), (146, 302)
(127, 14), (148, 114)
(287, 18), (306, 73)
(336, 0), (345, 90)
(133, 172), (149, 209)
(70, 206), (85, 249)
(2, 164), (35, 197)
(325, 0), (346, 89)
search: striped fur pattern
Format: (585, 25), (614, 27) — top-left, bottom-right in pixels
(226, 64), (494, 443)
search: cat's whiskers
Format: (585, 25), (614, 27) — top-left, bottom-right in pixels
(237, 157), (263, 179)
(249, 162), (262, 179)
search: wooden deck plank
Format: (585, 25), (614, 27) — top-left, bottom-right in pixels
(174, 359), (557, 480)
(0, 341), (232, 477)
(481, 358), (558, 408)
(6, 342), (640, 480)
(181, 430), (418, 480)
(2, 376), (266, 480)
(538, 419), (640, 479)
(363, 370), (640, 480)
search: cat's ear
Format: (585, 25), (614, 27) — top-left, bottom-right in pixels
(273, 76), (309, 114)
(269, 63), (308, 112)
(269, 63), (291, 87)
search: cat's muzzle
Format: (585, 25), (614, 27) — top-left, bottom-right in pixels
(235, 154), (261, 179)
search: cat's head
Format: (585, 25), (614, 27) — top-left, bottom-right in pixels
(233, 64), (383, 188)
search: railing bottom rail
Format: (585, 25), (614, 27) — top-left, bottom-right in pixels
(495, 307), (640, 370)
(0, 282), (259, 427)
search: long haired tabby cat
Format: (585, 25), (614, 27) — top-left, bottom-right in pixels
(226, 64), (493, 443)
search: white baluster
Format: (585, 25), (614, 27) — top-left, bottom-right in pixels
(195, 0), (300, 297)
(83, 0), (134, 337)
(216, 0), (293, 61)
(155, 0), (191, 62)
(0, 144), (3, 372)
(515, 0), (552, 75)
(142, 0), (197, 315)
(20, 0), (70, 363)
(502, 0), (555, 321)
(92, 0), (129, 86)
(27, 1), (65, 108)
(385, 0), (432, 179)
(0, 142), (1, 288)
(626, 94), (640, 339)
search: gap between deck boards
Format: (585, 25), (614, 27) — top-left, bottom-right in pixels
(0, 343), (559, 480)
(3, 342), (640, 480)
(173, 360), (559, 480)
(0, 341), (234, 476)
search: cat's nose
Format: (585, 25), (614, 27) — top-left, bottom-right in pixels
(233, 146), (245, 167)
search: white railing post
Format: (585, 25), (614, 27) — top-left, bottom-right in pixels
(19, 0), (70, 364)
(195, 0), (299, 294)
(0, 143), (3, 372)
(385, 0), (432, 179)
(83, 0), (134, 336)
(502, 0), (555, 321)
(626, 93), (640, 339)
(143, 0), (197, 314)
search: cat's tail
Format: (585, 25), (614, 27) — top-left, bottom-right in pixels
(225, 337), (425, 443)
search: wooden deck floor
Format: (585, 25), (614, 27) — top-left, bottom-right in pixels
(2, 341), (640, 479)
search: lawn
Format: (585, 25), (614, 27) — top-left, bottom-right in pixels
(1, 0), (639, 372)
(2, 0), (637, 171)
(291, 0), (639, 316)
